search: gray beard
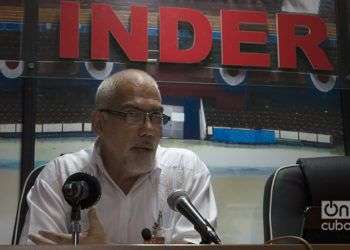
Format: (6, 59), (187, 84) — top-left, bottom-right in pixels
(124, 155), (155, 176)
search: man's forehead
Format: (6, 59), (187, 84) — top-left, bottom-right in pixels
(120, 102), (164, 111)
(108, 81), (161, 108)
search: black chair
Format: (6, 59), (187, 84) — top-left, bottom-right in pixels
(11, 165), (45, 245)
(263, 156), (350, 243)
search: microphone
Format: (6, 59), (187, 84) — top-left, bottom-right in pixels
(62, 172), (101, 209)
(62, 172), (101, 245)
(141, 228), (152, 241)
(167, 190), (221, 244)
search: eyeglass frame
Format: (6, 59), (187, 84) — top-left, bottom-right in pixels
(98, 108), (171, 125)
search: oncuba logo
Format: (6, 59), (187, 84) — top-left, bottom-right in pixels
(321, 201), (350, 231)
(322, 201), (350, 219)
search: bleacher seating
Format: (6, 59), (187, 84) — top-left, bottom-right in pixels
(203, 98), (343, 146)
(0, 84), (345, 145)
(0, 84), (96, 125)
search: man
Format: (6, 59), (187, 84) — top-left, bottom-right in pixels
(21, 69), (218, 244)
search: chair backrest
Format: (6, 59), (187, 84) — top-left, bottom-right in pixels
(263, 156), (350, 243)
(11, 165), (45, 245)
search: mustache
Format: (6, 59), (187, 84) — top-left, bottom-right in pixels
(133, 141), (157, 150)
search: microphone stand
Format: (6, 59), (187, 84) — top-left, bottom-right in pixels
(70, 205), (82, 246)
(197, 219), (222, 245)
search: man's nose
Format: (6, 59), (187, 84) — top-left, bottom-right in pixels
(139, 114), (155, 136)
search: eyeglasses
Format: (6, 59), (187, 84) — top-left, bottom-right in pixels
(99, 109), (171, 125)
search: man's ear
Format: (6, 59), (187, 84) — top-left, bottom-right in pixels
(91, 111), (104, 135)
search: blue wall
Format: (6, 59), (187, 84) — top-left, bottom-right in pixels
(212, 128), (276, 144)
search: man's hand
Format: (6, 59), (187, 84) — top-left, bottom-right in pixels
(28, 207), (108, 245)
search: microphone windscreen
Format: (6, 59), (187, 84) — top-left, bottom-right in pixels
(141, 228), (152, 241)
(167, 190), (189, 211)
(63, 172), (101, 209)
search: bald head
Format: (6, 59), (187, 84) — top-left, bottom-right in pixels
(95, 69), (160, 110)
